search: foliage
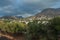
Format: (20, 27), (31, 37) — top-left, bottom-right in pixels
(49, 17), (60, 31)
(47, 17), (60, 40)
(26, 20), (45, 40)
(0, 22), (27, 33)
(0, 17), (60, 40)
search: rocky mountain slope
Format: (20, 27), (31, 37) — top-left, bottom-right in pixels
(35, 8), (60, 17)
(26, 8), (60, 20)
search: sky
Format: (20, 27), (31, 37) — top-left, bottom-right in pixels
(0, 0), (60, 17)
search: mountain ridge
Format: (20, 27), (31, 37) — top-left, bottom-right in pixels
(35, 8), (60, 17)
(0, 16), (23, 19)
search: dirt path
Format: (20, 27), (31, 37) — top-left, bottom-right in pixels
(0, 33), (15, 40)
(0, 33), (25, 40)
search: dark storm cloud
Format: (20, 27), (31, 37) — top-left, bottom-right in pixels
(0, 0), (60, 17)
(0, 0), (11, 7)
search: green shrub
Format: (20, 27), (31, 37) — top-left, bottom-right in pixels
(0, 22), (27, 33)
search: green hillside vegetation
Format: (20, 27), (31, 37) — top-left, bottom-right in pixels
(0, 17), (60, 40)
(0, 22), (27, 33)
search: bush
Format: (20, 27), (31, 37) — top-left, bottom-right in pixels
(26, 20), (45, 40)
(46, 17), (60, 40)
(0, 22), (27, 34)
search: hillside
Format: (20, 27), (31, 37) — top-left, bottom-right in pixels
(0, 16), (23, 20)
(26, 8), (60, 20)
(35, 8), (60, 17)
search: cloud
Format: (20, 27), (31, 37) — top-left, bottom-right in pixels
(0, 5), (13, 13)
(23, 0), (41, 3)
(16, 13), (33, 17)
(0, 0), (60, 17)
